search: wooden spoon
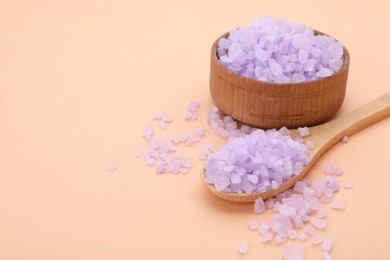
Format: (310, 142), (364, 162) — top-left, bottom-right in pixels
(201, 93), (390, 202)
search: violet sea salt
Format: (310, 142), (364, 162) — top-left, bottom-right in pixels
(204, 129), (309, 194)
(217, 16), (344, 83)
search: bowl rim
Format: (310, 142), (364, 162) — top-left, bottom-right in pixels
(212, 30), (350, 87)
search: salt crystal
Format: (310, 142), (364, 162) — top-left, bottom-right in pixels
(248, 220), (259, 230)
(136, 148), (143, 158)
(323, 251), (332, 260)
(279, 204), (297, 217)
(310, 217), (326, 229)
(324, 162), (336, 175)
(331, 201), (345, 210)
(305, 225), (317, 237)
(156, 165), (166, 174)
(341, 136), (349, 143)
(334, 167), (343, 176)
(312, 236), (323, 245)
(254, 197), (266, 214)
(298, 127), (310, 137)
(305, 141), (315, 150)
(239, 242), (248, 254)
(262, 232), (274, 242)
(153, 112), (163, 120)
(322, 238), (333, 252)
(162, 115), (172, 123)
(159, 121), (167, 130)
(229, 43), (242, 58)
(316, 68), (333, 78)
(343, 182), (353, 189)
(294, 181), (307, 193)
(298, 233), (307, 241)
(317, 208), (328, 218)
(275, 235), (288, 244)
(107, 162), (118, 172)
(283, 245), (304, 260)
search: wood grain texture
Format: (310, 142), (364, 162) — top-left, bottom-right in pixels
(201, 93), (390, 202)
(210, 32), (350, 129)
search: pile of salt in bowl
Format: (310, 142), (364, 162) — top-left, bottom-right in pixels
(217, 16), (344, 83)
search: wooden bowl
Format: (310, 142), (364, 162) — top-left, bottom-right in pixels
(210, 32), (350, 129)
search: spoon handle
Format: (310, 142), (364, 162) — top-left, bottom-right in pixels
(309, 92), (390, 150)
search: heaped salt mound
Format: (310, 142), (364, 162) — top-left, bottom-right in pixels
(217, 16), (344, 83)
(204, 129), (309, 193)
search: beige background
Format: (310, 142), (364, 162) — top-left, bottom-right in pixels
(1, 0), (389, 259)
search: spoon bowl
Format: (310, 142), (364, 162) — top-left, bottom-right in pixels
(201, 93), (390, 202)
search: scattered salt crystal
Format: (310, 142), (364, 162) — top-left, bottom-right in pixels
(278, 205), (297, 217)
(322, 238), (333, 252)
(142, 125), (154, 140)
(275, 235), (288, 244)
(305, 141), (315, 150)
(305, 225), (317, 237)
(298, 233), (307, 241)
(162, 115), (172, 123)
(262, 232), (274, 242)
(248, 220), (258, 230)
(343, 182), (353, 189)
(317, 208), (328, 219)
(239, 242), (248, 254)
(254, 197), (266, 214)
(331, 201), (345, 210)
(298, 127), (310, 137)
(312, 235), (323, 245)
(323, 251), (332, 260)
(341, 136), (349, 143)
(334, 167), (343, 176)
(156, 165), (166, 174)
(153, 112), (163, 120)
(159, 121), (167, 130)
(107, 162), (118, 172)
(310, 217), (327, 229)
(283, 245), (304, 260)
(136, 148), (143, 158)
(324, 162), (336, 175)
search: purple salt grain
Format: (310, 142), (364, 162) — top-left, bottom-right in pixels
(323, 251), (332, 260)
(322, 238), (333, 252)
(317, 208), (328, 219)
(283, 245), (304, 260)
(239, 242), (248, 254)
(310, 217), (327, 229)
(255, 197), (266, 214)
(298, 233), (307, 241)
(312, 236), (323, 245)
(305, 225), (317, 237)
(331, 201), (345, 210)
(343, 182), (353, 189)
(298, 127), (310, 137)
(107, 162), (118, 172)
(324, 162), (336, 175)
(248, 220), (259, 230)
(159, 121), (167, 130)
(162, 115), (172, 123)
(153, 112), (163, 120)
(218, 16), (344, 83)
(341, 136), (349, 143)
(262, 233), (274, 242)
(136, 148), (143, 158)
